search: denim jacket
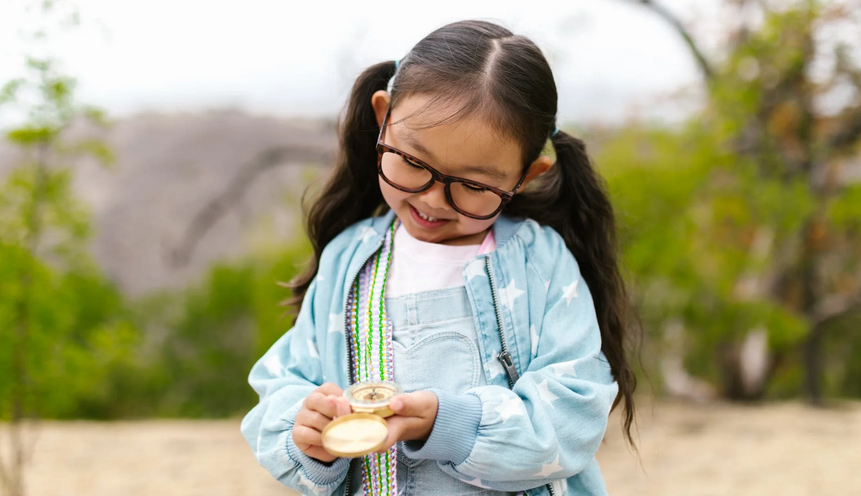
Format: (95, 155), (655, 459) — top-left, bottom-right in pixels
(241, 209), (619, 496)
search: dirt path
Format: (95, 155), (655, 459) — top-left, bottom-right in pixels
(598, 400), (861, 495)
(13, 400), (861, 495)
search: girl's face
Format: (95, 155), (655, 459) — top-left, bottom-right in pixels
(372, 92), (550, 246)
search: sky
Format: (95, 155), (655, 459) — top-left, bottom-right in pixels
(0, 0), (726, 126)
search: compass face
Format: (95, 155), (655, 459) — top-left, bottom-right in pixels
(353, 384), (395, 402)
(344, 381), (403, 417)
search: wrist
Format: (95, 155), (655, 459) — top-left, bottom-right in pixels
(286, 432), (350, 485)
(400, 389), (481, 464)
(418, 393), (439, 441)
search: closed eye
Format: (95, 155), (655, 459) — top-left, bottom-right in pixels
(401, 156), (425, 169)
(462, 183), (489, 193)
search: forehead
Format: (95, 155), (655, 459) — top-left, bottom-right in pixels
(388, 95), (523, 178)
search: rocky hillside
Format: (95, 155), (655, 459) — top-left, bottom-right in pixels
(0, 109), (338, 296)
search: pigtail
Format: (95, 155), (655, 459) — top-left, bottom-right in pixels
(508, 130), (639, 448)
(284, 60), (397, 315)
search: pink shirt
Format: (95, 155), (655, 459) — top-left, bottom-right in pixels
(386, 225), (495, 298)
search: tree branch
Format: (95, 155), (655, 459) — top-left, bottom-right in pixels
(825, 43), (861, 151)
(826, 105), (861, 151)
(626, 0), (715, 81)
(812, 290), (861, 327)
(165, 147), (302, 267)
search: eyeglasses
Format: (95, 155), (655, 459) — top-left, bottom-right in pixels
(375, 106), (530, 220)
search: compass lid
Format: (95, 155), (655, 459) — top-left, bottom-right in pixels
(321, 413), (389, 458)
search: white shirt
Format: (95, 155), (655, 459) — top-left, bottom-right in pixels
(386, 224), (495, 298)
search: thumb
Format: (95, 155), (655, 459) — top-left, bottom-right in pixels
(389, 391), (435, 417)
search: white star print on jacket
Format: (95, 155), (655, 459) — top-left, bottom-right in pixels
(241, 211), (618, 496)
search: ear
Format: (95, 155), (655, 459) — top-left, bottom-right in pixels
(520, 155), (552, 189)
(371, 90), (391, 128)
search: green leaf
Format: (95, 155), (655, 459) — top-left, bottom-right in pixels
(0, 79), (25, 107)
(6, 125), (57, 144)
(827, 185), (861, 228)
(73, 138), (116, 167)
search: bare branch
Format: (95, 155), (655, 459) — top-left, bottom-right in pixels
(825, 44), (861, 151)
(165, 147), (315, 267)
(812, 290), (861, 326)
(626, 0), (715, 80)
(826, 105), (861, 151)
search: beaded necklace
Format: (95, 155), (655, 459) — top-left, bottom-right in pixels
(346, 219), (399, 496)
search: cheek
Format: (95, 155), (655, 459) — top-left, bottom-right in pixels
(456, 214), (497, 233)
(379, 176), (410, 209)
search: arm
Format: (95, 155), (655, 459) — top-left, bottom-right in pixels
(401, 237), (618, 492)
(240, 278), (351, 496)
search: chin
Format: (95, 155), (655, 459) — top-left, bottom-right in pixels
(402, 221), (446, 242)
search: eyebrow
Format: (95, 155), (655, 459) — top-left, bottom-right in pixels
(399, 132), (510, 181)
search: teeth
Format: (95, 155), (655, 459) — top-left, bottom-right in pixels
(417, 210), (438, 222)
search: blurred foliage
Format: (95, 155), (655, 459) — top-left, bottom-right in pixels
(96, 239), (312, 418)
(0, 45), (134, 422)
(600, 0), (861, 400)
(0, 244), (136, 419)
(596, 121), (813, 398)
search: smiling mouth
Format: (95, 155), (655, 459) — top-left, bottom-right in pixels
(409, 204), (450, 227)
(416, 210), (439, 222)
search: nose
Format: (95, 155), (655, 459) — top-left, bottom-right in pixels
(416, 181), (450, 213)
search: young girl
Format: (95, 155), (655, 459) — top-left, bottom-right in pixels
(241, 20), (637, 496)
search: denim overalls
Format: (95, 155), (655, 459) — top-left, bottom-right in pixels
(349, 286), (515, 496)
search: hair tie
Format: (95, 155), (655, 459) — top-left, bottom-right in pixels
(551, 127), (560, 138)
(387, 59), (401, 94)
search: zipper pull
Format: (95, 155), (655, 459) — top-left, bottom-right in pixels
(497, 350), (520, 384)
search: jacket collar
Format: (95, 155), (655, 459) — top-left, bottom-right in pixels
(492, 214), (524, 248)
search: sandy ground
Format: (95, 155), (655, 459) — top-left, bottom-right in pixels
(9, 400), (861, 496)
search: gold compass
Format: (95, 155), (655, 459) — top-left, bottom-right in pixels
(344, 381), (403, 417)
(320, 381), (403, 458)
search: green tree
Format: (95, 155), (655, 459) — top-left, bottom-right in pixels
(0, 2), (135, 495)
(617, 0), (861, 401)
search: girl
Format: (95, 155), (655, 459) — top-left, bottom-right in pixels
(241, 20), (637, 496)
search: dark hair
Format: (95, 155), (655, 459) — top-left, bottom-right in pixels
(286, 20), (639, 447)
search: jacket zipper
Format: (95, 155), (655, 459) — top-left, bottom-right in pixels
(485, 256), (520, 387)
(485, 255), (555, 496)
(342, 238), (385, 496)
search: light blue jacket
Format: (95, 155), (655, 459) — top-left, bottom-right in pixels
(241, 209), (619, 496)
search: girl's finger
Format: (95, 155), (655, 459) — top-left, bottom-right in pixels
(296, 408), (331, 432)
(292, 424), (324, 448)
(303, 392), (338, 418)
(330, 395), (352, 417)
(316, 382), (344, 397)
(375, 415), (424, 452)
(389, 391), (437, 418)
(305, 445), (338, 463)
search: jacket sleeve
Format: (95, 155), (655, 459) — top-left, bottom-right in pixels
(400, 234), (619, 492)
(240, 277), (351, 496)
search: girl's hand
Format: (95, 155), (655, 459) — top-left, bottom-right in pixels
(375, 391), (439, 452)
(293, 382), (352, 463)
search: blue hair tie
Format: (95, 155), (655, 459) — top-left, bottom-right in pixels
(387, 59), (401, 93)
(551, 127), (560, 137)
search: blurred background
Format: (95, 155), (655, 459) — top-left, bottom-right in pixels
(1, 0), (860, 495)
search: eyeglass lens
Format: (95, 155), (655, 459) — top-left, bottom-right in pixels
(379, 151), (503, 218)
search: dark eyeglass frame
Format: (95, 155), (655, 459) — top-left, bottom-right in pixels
(375, 106), (530, 220)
